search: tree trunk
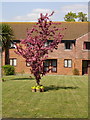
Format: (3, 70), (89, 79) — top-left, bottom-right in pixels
(5, 45), (10, 65)
(36, 79), (40, 86)
(34, 73), (41, 86)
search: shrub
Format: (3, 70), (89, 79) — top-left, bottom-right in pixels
(2, 65), (15, 75)
(73, 68), (79, 75)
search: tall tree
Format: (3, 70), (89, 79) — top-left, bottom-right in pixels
(0, 24), (14, 65)
(78, 12), (87, 22)
(64, 12), (77, 22)
(15, 12), (65, 85)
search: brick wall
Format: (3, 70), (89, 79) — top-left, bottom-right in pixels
(2, 33), (90, 75)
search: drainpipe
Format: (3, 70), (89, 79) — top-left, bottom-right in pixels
(74, 40), (76, 69)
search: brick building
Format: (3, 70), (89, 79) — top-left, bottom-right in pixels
(2, 22), (90, 75)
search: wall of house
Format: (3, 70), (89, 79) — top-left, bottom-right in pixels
(2, 41), (77, 75)
(76, 33), (89, 59)
(75, 33), (90, 75)
(2, 49), (31, 74)
(47, 40), (76, 75)
(2, 33), (90, 75)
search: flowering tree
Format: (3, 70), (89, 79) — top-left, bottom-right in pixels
(15, 12), (64, 85)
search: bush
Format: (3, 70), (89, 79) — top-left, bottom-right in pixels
(2, 65), (15, 75)
(73, 68), (79, 75)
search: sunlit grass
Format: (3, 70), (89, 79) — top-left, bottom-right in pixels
(2, 74), (88, 118)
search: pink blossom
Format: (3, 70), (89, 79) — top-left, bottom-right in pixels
(15, 11), (65, 85)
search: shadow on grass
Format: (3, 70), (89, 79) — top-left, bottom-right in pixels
(45, 85), (78, 92)
(12, 77), (35, 81)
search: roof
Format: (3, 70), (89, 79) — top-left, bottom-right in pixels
(11, 40), (20, 43)
(2, 22), (89, 40)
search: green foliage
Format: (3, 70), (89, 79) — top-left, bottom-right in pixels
(0, 24), (14, 65)
(64, 11), (88, 22)
(64, 11), (77, 22)
(78, 12), (87, 22)
(2, 65), (15, 75)
(73, 68), (79, 75)
(2, 78), (5, 82)
(1, 24), (14, 51)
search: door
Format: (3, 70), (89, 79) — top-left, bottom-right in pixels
(88, 61), (90, 75)
(82, 60), (90, 75)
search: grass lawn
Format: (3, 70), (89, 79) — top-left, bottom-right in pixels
(2, 74), (88, 118)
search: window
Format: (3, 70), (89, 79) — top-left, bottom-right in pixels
(64, 59), (72, 68)
(44, 59), (57, 72)
(51, 59), (57, 72)
(26, 62), (31, 67)
(44, 40), (53, 47)
(44, 67), (49, 72)
(44, 42), (48, 47)
(65, 42), (72, 49)
(83, 42), (90, 50)
(10, 43), (16, 49)
(51, 67), (57, 72)
(10, 58), (17, 66)
(44, 60), (50, 72)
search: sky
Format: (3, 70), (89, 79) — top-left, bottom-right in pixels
(1, 0), (89, 2)
(0, 1), (89, 22)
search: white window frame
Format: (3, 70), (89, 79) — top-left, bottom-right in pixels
(64, 59), (72, 68)
(26, 62), (31, 67)
(10, 58), (17, 66)
(10, 43), (16, 48)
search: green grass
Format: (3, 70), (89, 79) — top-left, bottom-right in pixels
(2, 74), (88, 118)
